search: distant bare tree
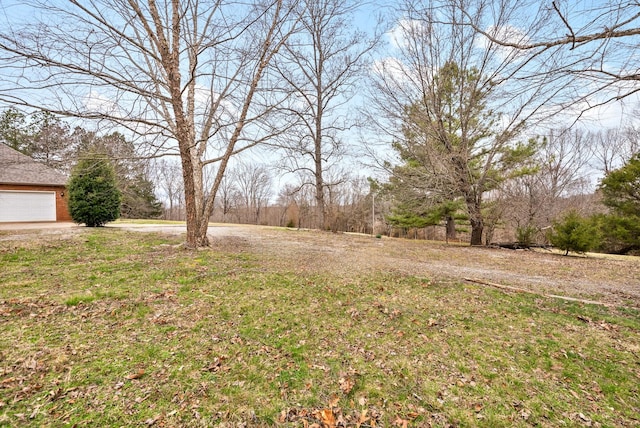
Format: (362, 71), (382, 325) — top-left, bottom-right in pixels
(589, 127), (640, 175)
(500, 128), (592, 240)
(0, 0), (298, 247)
(152, 159), (185, 221)
(276, 184), (302, 227)
(278, 179), (316, 228)
(233, 161), (273, 224)
(327, 175), (372, 233)
(275, 0), (379, 229)
(537, 129), (592, 200)
(216, 171), (239, 223)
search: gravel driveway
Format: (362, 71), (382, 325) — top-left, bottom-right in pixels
(2, 221), (639, 308)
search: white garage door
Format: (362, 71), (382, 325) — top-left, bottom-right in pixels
(0, 191), (57, 222)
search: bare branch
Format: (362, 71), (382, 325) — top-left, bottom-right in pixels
(0, 0), (300, 247)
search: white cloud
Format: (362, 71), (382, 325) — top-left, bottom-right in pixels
(486, 25), (529, 45)
(386, 19), (429, 51)
(574, 95), (639, 130)
(475, 25), (531, 60)
(372, 56), (410, 81)
(83, 89), (120, 115)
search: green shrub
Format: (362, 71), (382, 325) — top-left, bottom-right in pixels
(516, 224), (538, 247)
(597, 154), (640, 253)
(592, 213), (640, 255)
(68, 155), (121, 227)
(548, 211), (600, 256)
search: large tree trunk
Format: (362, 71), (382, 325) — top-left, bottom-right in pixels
(178, 142), (202, 248)
(466, 194), (484, 246)
(315, 179), (325, 229)
(181, 162), (209, 248)
(469, 216), (484, 246)
(445, 215), (456, 242)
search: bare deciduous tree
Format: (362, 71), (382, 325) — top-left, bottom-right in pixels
(499, 128), (592, 241)
(233, 161), (273, 224)
(589, 127), (640, 175)
(151, 158), (185, 221)
(215, 171), (239, 223)
(0, 0), (298, 247)
(274, 0), (379, 229)
(277, 179), (316, 228)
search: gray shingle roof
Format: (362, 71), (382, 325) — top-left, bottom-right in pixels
(0, 143), (68, 186)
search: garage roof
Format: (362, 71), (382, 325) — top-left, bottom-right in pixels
(0, 143), (68, 186)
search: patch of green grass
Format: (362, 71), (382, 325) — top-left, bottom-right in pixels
(64, 295), (97, 306)
(0, 228), (638, 427)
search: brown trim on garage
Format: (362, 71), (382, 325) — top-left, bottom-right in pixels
(1, 143), (71, 223)
(0, 184), (71, 222)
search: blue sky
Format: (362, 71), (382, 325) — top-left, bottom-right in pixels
(1, 0), (636, 129)
(1, 0), (637, 190)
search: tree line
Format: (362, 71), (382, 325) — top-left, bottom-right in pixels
(0, 0), (638, 252)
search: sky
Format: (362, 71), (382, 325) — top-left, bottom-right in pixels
(1, 0), (637, 128)
(0, 0), (638, 199)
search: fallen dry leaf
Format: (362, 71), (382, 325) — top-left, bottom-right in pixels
(393, 416), (408, 427)
(125, 369), (145, 380)
(144, 414), (162, 426)
(313, 408), (336, 428)
(339, 376), (355, 395)
(328, 394), (340, 408)
(357, 409), (369, 427)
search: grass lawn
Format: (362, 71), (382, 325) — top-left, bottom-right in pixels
(0, 228), (639, 427)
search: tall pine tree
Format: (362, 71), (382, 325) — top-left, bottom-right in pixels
(387, 62), (535, 245)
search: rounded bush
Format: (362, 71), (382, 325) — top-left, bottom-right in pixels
(67, 156), (121, 227)
(548, 211), (600, 256)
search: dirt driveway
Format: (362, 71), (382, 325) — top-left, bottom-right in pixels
(2, 221), (639, 308)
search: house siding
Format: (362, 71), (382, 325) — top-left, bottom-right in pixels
(0, 184), (72, 222)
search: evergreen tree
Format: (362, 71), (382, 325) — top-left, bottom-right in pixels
(600, 153), (640, 217)
(548, 211), (600, 256)
(121, 174), (163, 219)
(74, 130), (162, 219)
(597, 153), (640, 253)
(0, 109), (74, 168)
(28, 111), (73, 171)
(0, 108), (29, 153)
(387, 62), (535, 245)
(68, 156), (121, 227)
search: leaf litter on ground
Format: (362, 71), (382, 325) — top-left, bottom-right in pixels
(0, 225), (639, 426)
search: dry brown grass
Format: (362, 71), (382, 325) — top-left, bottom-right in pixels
(219, 225), (640, 308)
(0, 223), (638, 427)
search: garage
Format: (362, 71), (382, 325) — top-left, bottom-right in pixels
(0, 190), (57, 222)
(1, 143), (71, 223)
